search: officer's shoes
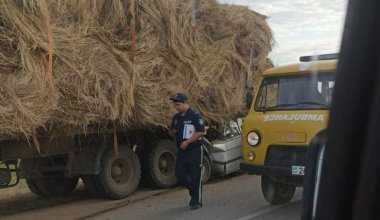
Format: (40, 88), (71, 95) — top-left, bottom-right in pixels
(189, 198), (196, 206)
(190, 203), (203, 210)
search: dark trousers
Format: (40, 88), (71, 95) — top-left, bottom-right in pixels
(175, 145), (203, 204)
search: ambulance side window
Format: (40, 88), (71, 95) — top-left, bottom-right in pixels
(267, 83), (279, 107)
(256, 79), (279, 109)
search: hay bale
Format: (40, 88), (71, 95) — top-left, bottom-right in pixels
(0, 0), (273, 138)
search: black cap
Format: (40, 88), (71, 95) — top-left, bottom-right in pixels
(170, 92), (188, 102)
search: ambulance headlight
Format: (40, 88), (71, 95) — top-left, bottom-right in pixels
(247, 131), (260, 146)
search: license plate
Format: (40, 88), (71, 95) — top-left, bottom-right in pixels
(292, 166), (305, 175)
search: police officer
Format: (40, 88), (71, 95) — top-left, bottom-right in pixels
(169, 92), (205, 210)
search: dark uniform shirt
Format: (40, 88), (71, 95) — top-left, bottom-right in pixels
(171, 108), (205, 150)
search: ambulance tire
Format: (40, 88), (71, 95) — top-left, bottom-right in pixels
(261, 175), (296, 205)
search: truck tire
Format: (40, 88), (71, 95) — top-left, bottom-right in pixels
(261, 175), (296, 205)
(144, 139), (178, 188)
(26, 174), (79, 197)
(201, 156), (211, 184)
(91, 146), (141, 199)
(26, 178), (44, 196)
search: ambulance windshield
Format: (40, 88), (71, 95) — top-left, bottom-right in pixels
(255, 72), (335, 111)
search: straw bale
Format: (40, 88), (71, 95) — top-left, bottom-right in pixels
(0, 0), (273, 138)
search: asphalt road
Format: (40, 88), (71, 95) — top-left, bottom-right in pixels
(90, 174), (303, 220)
(2, 174), (302, 220)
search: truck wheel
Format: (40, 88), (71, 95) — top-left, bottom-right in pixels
(26, 174), (79, 197)
(261, 175), (296, 205)
(201, 156), (212, 184)
(26, 178), (44, 196)
(145, 139), (178, 188)
(92, 146), (141, 199)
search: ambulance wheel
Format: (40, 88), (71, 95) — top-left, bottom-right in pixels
(145, 139), (178, 188)
(261, 175), (296, 205)
(201, 156), (212, 184)
(91, 146), (141, 199)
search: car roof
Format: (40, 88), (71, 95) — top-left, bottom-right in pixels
(263, 59), (338, 77)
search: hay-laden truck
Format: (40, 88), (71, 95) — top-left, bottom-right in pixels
(0, 0), (266, 200)
(240, 54), (337, 205)
(0, 120), (243, 199)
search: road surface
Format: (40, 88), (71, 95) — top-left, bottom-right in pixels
(1, 174), (302, 220)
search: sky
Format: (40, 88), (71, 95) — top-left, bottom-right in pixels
(219, 0), (348, 66)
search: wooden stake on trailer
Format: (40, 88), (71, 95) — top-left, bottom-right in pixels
(114, 0), (138, 156)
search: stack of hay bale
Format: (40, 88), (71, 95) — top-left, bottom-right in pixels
(0, 0), (272, 138)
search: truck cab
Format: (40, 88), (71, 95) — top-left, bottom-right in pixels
(240, 54), (337, 205)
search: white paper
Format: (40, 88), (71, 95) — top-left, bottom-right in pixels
(183, 124), (195, 139)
